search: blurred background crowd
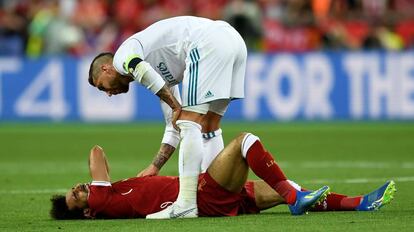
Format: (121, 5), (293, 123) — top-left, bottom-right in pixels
(1, 0), (414, 57)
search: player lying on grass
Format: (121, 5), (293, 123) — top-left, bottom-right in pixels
(50, 133), (395, 219)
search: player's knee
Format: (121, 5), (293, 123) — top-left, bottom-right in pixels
(201, 112), (222, 132)
(237, 132), (250, 144)
(238, 132), (260, 146)
(178, 110), (204, 124)
(201, 120), (219, 133)
(238, 132), (249, 138)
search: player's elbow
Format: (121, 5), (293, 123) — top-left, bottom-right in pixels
(90, 145), (104, 157)
(91, 145), (103, 152)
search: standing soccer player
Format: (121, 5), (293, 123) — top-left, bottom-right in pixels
(88, 16), (247, 219)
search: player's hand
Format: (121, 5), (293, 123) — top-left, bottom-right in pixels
(171, 107), (182, 131)
(137, 164), (160, 177)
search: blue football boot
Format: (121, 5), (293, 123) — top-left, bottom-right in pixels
(289, 186), (330, 215)
(356, 180), (396, 211)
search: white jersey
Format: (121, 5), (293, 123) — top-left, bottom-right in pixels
(113, 16), (247, 148)
(113, 16), (217, 86)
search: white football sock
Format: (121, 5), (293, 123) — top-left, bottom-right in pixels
(201, 129), (224, 173)
(241, 133), (260, 159)
(287, 180), (302, 191)
(176, 120), (203, 207)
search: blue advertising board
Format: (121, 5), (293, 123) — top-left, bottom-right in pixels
(0, 51), (413, 122)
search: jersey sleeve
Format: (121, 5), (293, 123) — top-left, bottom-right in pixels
(113, 39), (165, 94)
(160, 85), (181, 148)
(88, 182), (112, 217)
(113, 39), (144, 75)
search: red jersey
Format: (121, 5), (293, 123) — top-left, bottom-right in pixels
(88, 173), (259, 218)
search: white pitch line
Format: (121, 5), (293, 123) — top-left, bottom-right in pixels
(1, 176), (413, 195)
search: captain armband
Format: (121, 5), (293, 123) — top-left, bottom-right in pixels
(127, 57), (143, 71)
(128, 59), (165, 94)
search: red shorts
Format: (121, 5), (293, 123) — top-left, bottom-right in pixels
(197, 172), (260, 217)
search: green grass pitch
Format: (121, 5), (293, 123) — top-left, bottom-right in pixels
(0, 122), (413, 231)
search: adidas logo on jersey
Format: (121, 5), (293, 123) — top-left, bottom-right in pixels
(204, 91), (214, 99)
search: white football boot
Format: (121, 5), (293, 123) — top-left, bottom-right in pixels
(146, 202), (198, 219)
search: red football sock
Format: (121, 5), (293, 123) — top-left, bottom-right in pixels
(246, 141), (297, 204)
(310, 192), (362, 211)
(341, 196), (362, 210)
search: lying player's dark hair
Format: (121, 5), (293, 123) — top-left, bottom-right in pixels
(88, 52), (114, 87)
(50, 195), (86, 220)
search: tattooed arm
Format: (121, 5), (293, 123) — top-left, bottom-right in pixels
(137, 143), (176, 177)
(152, 143), (176, 169)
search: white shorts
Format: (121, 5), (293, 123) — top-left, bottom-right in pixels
(183, 99), (230, 116)
(181, 21), (247, 108)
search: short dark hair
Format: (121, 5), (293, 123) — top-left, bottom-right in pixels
(50, 195), (86, 220)
(88, 52), (114, 87)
